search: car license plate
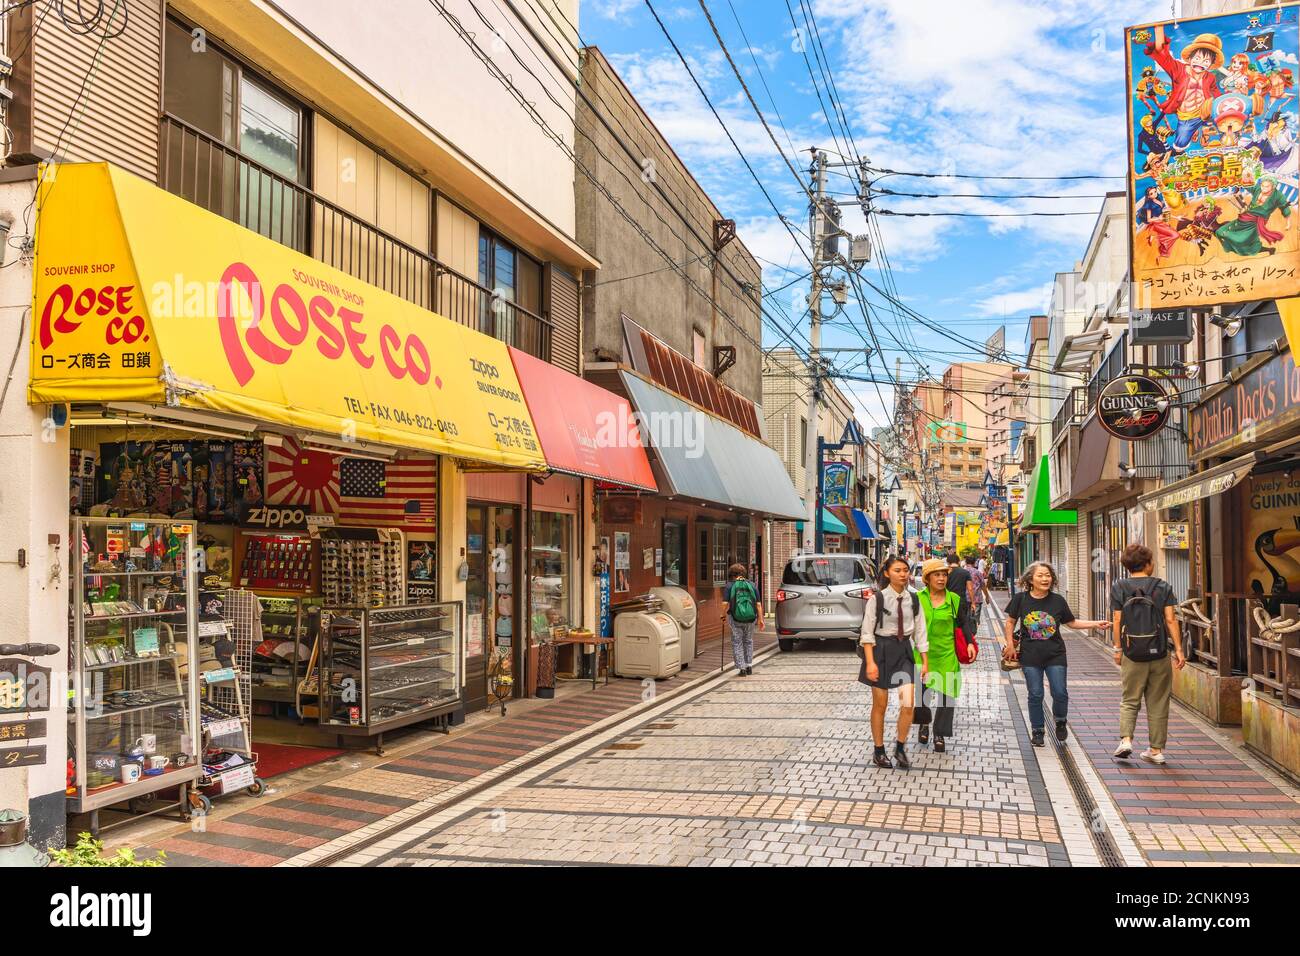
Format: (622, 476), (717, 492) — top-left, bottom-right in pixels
(814, 605), (834, 615)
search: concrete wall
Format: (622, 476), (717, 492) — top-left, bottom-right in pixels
(0, 177), (71, 849)
(577, 47), (763, 404)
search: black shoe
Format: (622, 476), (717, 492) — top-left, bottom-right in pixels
(918, 724), (930, 745)
(737, 667), (748, 676)
(745, 667), (753, 675)
(1031, 729), (1045, 747)
(893, 744), (911, 770)
(872, 749), (893, 769)
(933, 737), (946, 753)
(1056, 720), (1069, 742)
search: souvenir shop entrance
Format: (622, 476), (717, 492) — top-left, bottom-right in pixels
(465, 503), (520, 712)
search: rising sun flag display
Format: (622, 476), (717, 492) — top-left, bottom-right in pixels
(1127, 5), (1300, 310)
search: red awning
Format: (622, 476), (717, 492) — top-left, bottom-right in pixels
(508, 348), (657, 492)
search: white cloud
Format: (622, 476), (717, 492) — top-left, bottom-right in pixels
(972, 282), (1055, 318)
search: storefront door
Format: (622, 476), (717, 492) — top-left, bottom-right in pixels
(466, 503), (521, 708)
(663, 521), (686, 586)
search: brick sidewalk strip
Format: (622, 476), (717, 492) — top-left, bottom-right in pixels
(988, 590), (1300, 868)
(134, 630), (775, 866)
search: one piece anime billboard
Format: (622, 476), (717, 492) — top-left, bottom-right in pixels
(1127, 6), (1300, 310)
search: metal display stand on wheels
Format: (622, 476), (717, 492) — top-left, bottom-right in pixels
(68, 518), (202, 837)
(192, 590), (265, 815)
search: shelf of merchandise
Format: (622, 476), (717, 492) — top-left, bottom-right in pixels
(69, 518), (202, 834)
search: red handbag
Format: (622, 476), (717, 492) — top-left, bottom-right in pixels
(954, 626), (979, 665)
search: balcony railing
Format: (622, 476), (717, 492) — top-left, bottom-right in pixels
(158, 114), (551, 360)
(1051, 386), (1088, 441)
(1086, 330), (1129, 411)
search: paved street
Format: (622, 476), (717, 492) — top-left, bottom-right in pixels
(123, 602), (1300, 867)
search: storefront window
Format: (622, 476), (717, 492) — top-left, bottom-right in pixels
(663, 520), (686, 586)
(734, 525), (750, 570)
(698, 526), (711, 586)
(530, 511), (573, 640)
(712, 524), (732, 585)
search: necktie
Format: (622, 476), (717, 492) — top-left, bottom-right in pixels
(897, 590), (904, 640)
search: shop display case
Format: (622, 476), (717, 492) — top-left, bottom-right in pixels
(318, 602), (461, 752)
(319, 528), (405, 608)
(251, 595), (321, 706)
(69, 518), (202, 834)
(235, 530), (315, 592)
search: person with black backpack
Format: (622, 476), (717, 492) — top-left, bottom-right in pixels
(1110, 544), (1185, 764)
(723, 563), (763, 676)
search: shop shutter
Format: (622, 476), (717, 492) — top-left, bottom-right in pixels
(27, 0), (162, 180)
(547, 263), (580, 374)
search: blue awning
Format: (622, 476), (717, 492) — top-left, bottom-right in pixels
(850, 509), (877, 538)
(621, 371), (805, 520)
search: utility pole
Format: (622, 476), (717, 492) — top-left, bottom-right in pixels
(801, 149), (829, 555)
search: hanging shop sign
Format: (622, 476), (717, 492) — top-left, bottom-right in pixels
(1096, 374), (1170, 439)
(927, 421), (967, 444)
(1131, 307), (1194, 345)
(1189, 348), (1300, 460)
(0, 718), (45, 743)
(823, 462), (851, 506)
(0, 660), (52, 714)
(29, 163), (546, 469)
(602, 497), (643, 524)
(1008, 483), (1026, 506)
(1125, 7), (1300, 311)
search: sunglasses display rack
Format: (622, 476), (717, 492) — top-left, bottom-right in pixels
(319, 527), (406, 609)
(69, 517), (203, 837)
(318, 601), (462, 754)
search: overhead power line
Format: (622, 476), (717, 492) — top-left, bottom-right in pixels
(867, 165), (1125, 181)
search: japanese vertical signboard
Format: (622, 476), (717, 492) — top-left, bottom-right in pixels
(823, 462), (851, 506)
(1127, 6), (1300, 310)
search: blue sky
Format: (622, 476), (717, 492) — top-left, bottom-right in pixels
(577, 0), (1171, 427)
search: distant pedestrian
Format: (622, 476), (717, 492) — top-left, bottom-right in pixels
(722, 563), (762, 675)
(860, 556), (929, 770)
(916, 558), (966, 753)
(966, 555), (987, 620)
(945, 553), (974, 620)
(1003, 561), (1112, 747)
(1111, 544), (1185, 764)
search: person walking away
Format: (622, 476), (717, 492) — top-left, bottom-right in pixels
(946, 553), (973, 615)
(966, 555), (987, 622)
(1003, 561), (1111, 746)
(916, 559), (964, 753)
(722, 563), (762, 675)
(860, 556), (929, 769)
(1111, 544), (1185, 764)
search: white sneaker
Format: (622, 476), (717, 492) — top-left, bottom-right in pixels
(1139, 749), (1167, 765)
(1113, 740), (1133, 759)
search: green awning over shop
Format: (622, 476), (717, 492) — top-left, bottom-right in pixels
(795, 508), (849, 535)
(1021, 455), (1077, 529)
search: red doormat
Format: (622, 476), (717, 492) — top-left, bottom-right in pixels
(252, 742), (345, 779)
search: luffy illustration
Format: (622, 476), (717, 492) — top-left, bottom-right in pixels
(1145, 26), (1224, 153)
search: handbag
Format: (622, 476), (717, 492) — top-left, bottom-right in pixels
(954, 625), (979, 665)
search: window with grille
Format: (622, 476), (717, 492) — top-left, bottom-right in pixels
(713, 525), (732, 586)
(698, 526), (712, 587)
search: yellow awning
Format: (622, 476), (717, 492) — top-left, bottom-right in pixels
(30, 163), (546, 470)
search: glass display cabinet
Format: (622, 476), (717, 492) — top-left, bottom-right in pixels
(318, 602), (462, 754)
(69, 517), (201, 835)
(252, 595), (321, 712)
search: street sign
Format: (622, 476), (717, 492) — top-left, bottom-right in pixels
(1097, 374), (1170, 440)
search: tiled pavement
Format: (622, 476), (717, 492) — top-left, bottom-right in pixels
(348, 613), (1074, 867)
(126, 598), (1300, 867)
(1046, 631), (1300, 867)
(132, 630), (773, 866)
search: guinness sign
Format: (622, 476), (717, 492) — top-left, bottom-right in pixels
(1097, 374), (1169, 440)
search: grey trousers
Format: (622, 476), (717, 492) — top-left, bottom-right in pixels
(729, 618), (756, 668)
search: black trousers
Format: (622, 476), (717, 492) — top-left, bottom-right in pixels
(920, 687), (957, 737)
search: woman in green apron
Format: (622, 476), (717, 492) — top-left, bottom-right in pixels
(916, 558), (963, 753)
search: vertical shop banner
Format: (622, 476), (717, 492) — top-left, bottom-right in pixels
(823, 462), (851, 506)
(599, 536), (612, 637)
(613, 532), (630, 593)
(1127, 7), (1300, 310)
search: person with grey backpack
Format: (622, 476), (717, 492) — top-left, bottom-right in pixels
(1110, 544), (1185, 764)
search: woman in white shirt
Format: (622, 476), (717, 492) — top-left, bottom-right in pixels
(860, 556), (929, 770)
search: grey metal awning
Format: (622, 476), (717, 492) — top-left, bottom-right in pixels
(621, 371), (805, 520)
